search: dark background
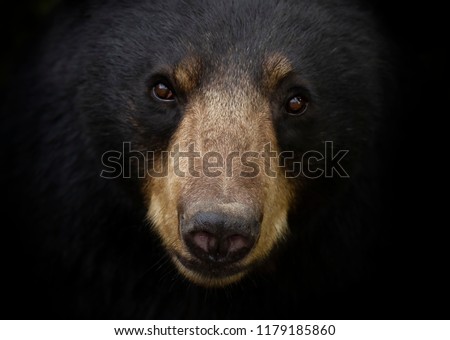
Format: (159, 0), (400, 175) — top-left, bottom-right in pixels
(0, 0), (448, 319)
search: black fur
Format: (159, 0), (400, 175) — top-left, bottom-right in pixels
(1, 0), (397, 319)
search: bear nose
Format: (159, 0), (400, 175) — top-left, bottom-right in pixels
(180, 211), (259, 264)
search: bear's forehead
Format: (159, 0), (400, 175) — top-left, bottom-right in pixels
(102, 0), (360, 61)
(172, 53), (293, 94)
(93, 0), (378, 99)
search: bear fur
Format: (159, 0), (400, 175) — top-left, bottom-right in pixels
(1, 0), (394, 318)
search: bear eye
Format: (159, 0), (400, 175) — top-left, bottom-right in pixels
(285, 95), (308, 115)
(151, 83), (175, 102)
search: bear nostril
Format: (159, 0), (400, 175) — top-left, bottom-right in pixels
(190, 231), (218, 254)
(226, 234), (253, 254)
(181, 211), (259, 264)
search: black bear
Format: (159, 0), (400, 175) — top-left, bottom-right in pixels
(1, 0), (393, 318)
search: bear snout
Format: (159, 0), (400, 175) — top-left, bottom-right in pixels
(180, 210), (260, 265)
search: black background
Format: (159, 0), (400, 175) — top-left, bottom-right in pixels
(0, 0), (448, 319)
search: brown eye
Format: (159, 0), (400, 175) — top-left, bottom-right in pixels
(286, 95), (308, 115)
(152, 83), (175, 101)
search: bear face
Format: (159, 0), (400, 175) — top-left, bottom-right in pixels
(146, 53), (294, 286)
(73, 0), (387, 287)
(5, 0), (450, 322)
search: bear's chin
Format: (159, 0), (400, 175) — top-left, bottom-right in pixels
(172, 254), (248, 287)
